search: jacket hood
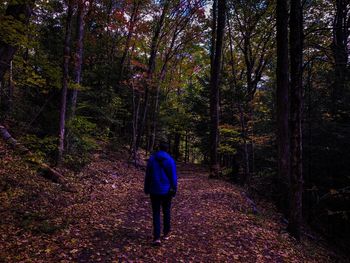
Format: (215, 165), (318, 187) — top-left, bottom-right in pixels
(154, 150), (170, 161)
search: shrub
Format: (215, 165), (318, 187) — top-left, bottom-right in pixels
(64, 116), (99, 170)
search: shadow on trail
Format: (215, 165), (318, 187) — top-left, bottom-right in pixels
(76, 226), (151, 262)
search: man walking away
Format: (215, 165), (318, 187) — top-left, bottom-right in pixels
(144, 141), (177, 246)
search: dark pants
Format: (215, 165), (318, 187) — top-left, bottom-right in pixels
(150, 194), (172, 240)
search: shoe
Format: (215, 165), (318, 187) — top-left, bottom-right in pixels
(163, 233), (171, 240)
(152, 239), (161, 246)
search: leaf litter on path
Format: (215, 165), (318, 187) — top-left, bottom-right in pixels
(0, 142), (347, 262)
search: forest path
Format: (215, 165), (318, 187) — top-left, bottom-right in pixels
(0, 145), (340, 262)
(69, 156), (335, 262)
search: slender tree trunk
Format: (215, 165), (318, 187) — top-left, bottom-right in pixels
(288, 0), (303, 240)
(227, 16), (237, 86)
(250, 107), (255, 180)
(185, 130), (188, 163)
(58, 0), (74, 163)
(209, 0), (226, 178)
(130, 81), (140, 166)
(135, 0), (169, 151)
(8, 60), (14, 113)
(276, 0), (290, 211)
(149, 86), (161, 153)
(331, 0), (349, 117)
(210, 0), (217, 71)
(238, 104), (249, 184)
(150, 64), (168, 152)
(173, 132), (181, 161)
(71, 1), (86, 117)
(0, 78), (6, 121)
(0, 80), (3, 114)
(306, 61), (313, 187)
(120, 0), (140, 78)
(167, 134), (172, 154)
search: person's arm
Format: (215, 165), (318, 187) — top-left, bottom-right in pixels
(171, 159), (177, 192)
(164, 159), (177, 193)
(144, 160), (151, 194)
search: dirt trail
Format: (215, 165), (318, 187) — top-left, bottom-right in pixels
(70, 159), (337, 262)
(0, 147), (343, 262)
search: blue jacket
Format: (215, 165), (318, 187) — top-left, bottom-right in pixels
(144, 151), (177, 195)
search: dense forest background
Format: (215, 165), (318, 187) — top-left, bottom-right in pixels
(0, 0), (349, 251)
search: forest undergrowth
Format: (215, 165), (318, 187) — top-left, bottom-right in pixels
(0, 140), (347, 262)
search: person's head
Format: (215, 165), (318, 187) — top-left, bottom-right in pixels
(158, 141), (169, 152)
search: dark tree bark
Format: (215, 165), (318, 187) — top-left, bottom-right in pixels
(276, 0), (290, 211)
(288, 0), (303, 240)
(210, 0), (217, 71)
(71, 0), (87, 117)
(209, 0), (226, 178)
(173, 132), (181, 161)
(238, 103), (249, 184)
(58, 0), (75, 163)
(185, 130), (189, 163)
(0, 80), (4, 114)
(119, 0), (140, 78)
(130, 80), (141, 167)
(0, 1), (34, 81)
(8, 60), (14, 113)
(331, 0), (349, 117)
(149, 66), (167, 153)
(135, 0), (169, 152)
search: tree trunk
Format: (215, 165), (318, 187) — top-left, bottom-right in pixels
(8, 60), (14, 113)
(58, 0), (74, 163)
(306, 61), (313, 187)
(185, 130), (189, 163)
(210, 0), (217, 71)
(276, 0), (290, 212)
(227, 14), (237, 84)
(130, 81), (141, 167)
(71, 1), (86, 117)
(288, 0), (303, 240)
(150, 62), (169, 153)
(250, 110), (255, 179)
(173, 132), (181, 161)
(120, 0), (140, 78)
(238, 104), (249, 184)
(0, 80), (4, 115)
(209, 0), (226, 178)
(331, 0), (349, 117)
(135, 0), (169, 152)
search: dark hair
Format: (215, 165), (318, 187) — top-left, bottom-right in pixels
(158, 141), (169, 152)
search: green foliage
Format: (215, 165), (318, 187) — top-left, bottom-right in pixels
(218, 126), (241, 155)
(68, 82), (87, 91)
(21, 134), (57, 163)
(0, 15), (28, 46)
(64, 116), (99, 169)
